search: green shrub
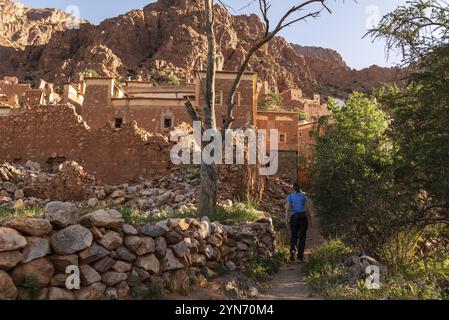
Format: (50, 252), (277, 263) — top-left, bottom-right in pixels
(23, 274), (42, 300)
(244, 249), (289, 281)
(304, 239), (446, 300)
(0, 206), (44, 219)
(115, 206), (150, 225)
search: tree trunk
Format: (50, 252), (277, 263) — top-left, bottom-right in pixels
(199, 0), (218, 216)
(199, 162), (219, 215)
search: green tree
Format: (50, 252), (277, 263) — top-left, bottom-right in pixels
(311, 93), (399, 255)
(370, 0), (449, 223)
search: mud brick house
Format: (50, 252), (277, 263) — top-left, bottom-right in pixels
(195, 70), (257, 128)
(280, 88), (331, 120)
(81, 70), (257, 132)
(256, 111), (300, 182)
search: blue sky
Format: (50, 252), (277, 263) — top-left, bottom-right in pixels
(17, 0), (407, 70)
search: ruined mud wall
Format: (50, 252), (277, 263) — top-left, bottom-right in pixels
(0, 105), (171, 184)
(0, 208), (276, 300)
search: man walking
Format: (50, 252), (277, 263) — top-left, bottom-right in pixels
(285, 183), (312, 262)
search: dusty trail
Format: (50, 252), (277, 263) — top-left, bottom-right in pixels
(257, 212), (324, 300)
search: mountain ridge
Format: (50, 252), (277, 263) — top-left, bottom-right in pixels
(0, 0), (404, 98)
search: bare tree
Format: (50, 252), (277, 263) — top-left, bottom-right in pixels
(186, 0), (332, 216)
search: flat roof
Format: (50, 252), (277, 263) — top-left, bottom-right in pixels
(195, 69), (256, 75)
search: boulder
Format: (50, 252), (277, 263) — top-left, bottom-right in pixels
(79, 209), (124, 229)
(98, 231), (123, 251)
(0, 250), (23, 270)
(0, 270), (18, 300)
(0, 227), (27, 252)
(80, 264), (101, 286)
(122, 224), (138, 235)
(92, 257), (116, 273)
(50, 225), (93, 255)
(112, 261), (132, 273)
(124, 236), (155, 255)
(75, 282), (106, 300)
(154, 236), (167, 259)
(3, 218), (52, 237)
(78, 243), (110, 264)
(22, 237), (51, 263)
(191, 254), (207, 267)
(198, 221), (210, 240)
(3, 182), (16, 193)
(11, 257), (54, 286)
(115, 281), (130, 299)
(14, 189), (24, 200)
(87, 198), (99, 208)
(204, 245), (214, 259)
(161, 248), (184, 272)
(50, 254), (79, 273)
(173, 240), (189, 258)
(50, 273), (69, 287)
(113, 246), (136, 263)
(25, 160), (41, 171)
(136, 254), (160, 274)
(166, 231), (183, 244)
(44, 201), (78, 227)
(48, 287), (75, 300)
(140, 224), (165, 237)
(102, 271), (128, 286)
(105, 287), (118, 300)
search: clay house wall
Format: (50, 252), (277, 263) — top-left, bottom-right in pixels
(63, 83), (85, 113)
(0, 104), (171, 184)
(195, 70), (257, 128)
(256, 111), (299, 182)
(81, 77), (119, 129)
(111, 97), (192, 133)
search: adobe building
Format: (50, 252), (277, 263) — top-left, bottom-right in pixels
(280, 88), (331, 120)
(81, 70), (257, 132)
(256, 111), (299, 182)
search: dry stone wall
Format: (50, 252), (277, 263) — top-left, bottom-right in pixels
(0, 205), (276, 300)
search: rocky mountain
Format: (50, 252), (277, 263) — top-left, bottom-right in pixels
(0, 0), (404, 98)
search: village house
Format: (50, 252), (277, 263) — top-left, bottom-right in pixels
(0, 70), (331, 182)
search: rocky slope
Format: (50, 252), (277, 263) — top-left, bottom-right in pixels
(0, 0), (403, 98)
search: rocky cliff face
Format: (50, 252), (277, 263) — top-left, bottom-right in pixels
(0, 0), (403, 98)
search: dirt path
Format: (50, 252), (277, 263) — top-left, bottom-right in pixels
(257, 213), (324, 300)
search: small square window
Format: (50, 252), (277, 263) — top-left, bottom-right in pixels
(280, 133), (286, 143)
(164, 117), (173, 129)
(215, 91), (222, 105)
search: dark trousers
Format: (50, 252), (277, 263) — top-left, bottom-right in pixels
(290, 214), (309, 258)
